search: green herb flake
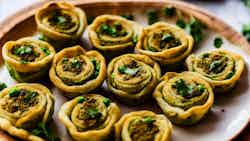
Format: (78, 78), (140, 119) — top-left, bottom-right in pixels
(121, 14), (134, 20)
(71, 59), (81, 69)
(143, 117), (155, 124)
(226, 71), (235, 79)
(132, 35), (138, 44)
(57, 16), (67, 25)
(31, 122), (60, 141)
(214, 37), (223, 48)
(147, 10), (158, 25)
(78, 96), (86, 103)
(147, 46), (157, 52)
(100, 24), (109, 33)
(14, 45), (33, 56)
(186, 18), (205, 44)
(118, 66), (140, 76)
(176, 19), (186, 29)
(87, 16), (95, 25)
(86, 108), (102, 119)
(9, 87), (20, 97)
(243, 0), (250, 8)
(0, 82), (7, 91)
(197, 85), (205, 93)
(103, 98), (111, 107)
(20, 60), (28, 64)
(41, 47), (50, 56)
(38, 34), (50, 42)
(242, 24), (250, 42)
(24, 91), (37, 103)
(162, 33), (173, 42)
(163, 7), (176, 17)
(62, 57), (68, 64)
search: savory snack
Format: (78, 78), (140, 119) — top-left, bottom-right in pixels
(58, 94), (120, 141)
(107, 54), (161, 105)
(153, 72), (214, 125)
(2, 37), (55, 82)
(186, 50), (245, 93)
(135, 22), (194, 65)
(35, 1), (87, 49)
(88, 15), (142, 57)
(114, 110), (172, 141)
(0, 83), (55, 141)
(49, 46), (106, 98)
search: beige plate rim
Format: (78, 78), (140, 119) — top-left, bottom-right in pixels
(0, 0), (249, 140)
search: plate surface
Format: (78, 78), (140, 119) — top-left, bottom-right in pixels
(0, 0), (249, 141)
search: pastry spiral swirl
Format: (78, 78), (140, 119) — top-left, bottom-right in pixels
(58, 94), (120, 141)
(35, 2), (87, 48)
(135, 22), (194, 65)
(0, 83), (55, 141)
(107, 54), (161, 105)
(114, 110), (172, 141)
(49, 46), (106, 98)
(186, 50), (245, 93)
(2, 37), (55, 82)
(89, 15), (142, 56)
(153, 72), (214, 125)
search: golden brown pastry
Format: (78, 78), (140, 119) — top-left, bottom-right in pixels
(49, 46), (106, 98)
(2, 37), (55, 82)
(35, 1), (87, 49)
(89, 15), (142, 57)
(0, 83), (55, 141)
(114, 110), (172, 141)
(153, 72), (214, 125)
(135, 22), (194, 65)
(107, 54), (161, 105)
(186, 50), (245, 93)
(58, 94), (120, 141)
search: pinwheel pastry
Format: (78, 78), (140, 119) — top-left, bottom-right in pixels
(135, 22), (194, 65)
(153, 72), (214, 125)
(0, 83), (55, 141)
(35, 1), (87, 49)
(107, 54), (161, 105)
(2, 37), (56, 82)
(186, 50), (245, 93)
(114, 110), (172, 141)
(88, 15), (142, 57)
(58, 94), (120, 141)
(49, 46), (106, 98)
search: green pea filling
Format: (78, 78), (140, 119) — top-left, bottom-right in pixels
(214, 37), (223, 48)
(49, 10), (76, 30)
(0, 82), (7, 91)
(99, 22), (127, 37)
(172, 79), (205, 99)
(103, 98), (111, 107)
(1, 88), (38, 113)
(62, 57), (83, 74)
(12, 44), (39, 63)
(128, 117), (159, 141)
(31, 122), (60, 141)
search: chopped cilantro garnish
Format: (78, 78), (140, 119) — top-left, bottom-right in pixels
(214, 37), (223, 48)
(118, 66), (140, 76)
(163, 7), (176, 17)
(147, 10), (158, 25)
(103, 98), (111, 107)
(86, 108), (102, 119)
(242, 24), (250, 42)
(0, 82), (7, 91)
(78, 96), (86, 103)
(41, 47), (50, 56)
(9, 87), (20, 97)
(143, 117), (155, 124)
(121, 14), (134, 20)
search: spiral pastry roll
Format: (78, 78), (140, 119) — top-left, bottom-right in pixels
(49, 46), (106, 98)
(2, 37), (55, 82)
(107, 54), (161, 105)
(0, 83), (55, 141)
(135, 22), (194, 65)
(186, 50), (245, 93)
(35, 2), (87, 48)
(58, 94), (120, 141)
(89, 15), (142, 56)
(114, 110), (172, 141)
(153, 72), (214, 125)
